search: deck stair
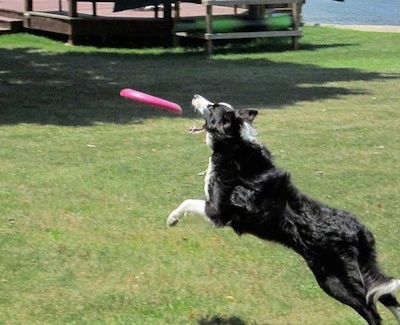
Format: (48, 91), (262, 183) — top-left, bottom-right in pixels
(0, 16), (24, 35)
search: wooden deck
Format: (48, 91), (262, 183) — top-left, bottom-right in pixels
(0, 0), (302, 50)
(0, 0), (240, 46)
(0, 0), (238, 18)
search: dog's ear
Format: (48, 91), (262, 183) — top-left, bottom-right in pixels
(239, 110), (258, 124)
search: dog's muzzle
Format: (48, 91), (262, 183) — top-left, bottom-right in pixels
(192, 94), (213, 116)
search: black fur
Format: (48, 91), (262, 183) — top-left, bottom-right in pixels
(168, 96), (400, 324)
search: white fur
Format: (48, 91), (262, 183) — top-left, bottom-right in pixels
(166, 199), (208, 226)
(366, 279), (400, 305)
(206, 132), (213, 149)
(167, 157), (214, 227)
(191, 94), (213, 115)
(366, 278), (400, 322)
(203, 157), (213, 200)
(240, 122), (259, 144)
(217, 102), (233, 109)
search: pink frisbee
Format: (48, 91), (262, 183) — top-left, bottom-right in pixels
(120, 88), (182, 115)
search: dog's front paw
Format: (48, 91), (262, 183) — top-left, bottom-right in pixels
(167, 210), (180, 227)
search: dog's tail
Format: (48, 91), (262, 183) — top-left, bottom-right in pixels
(358, 227), (400, 309)
(366, 278), (400, 323)
(366, 278), (400, 306)
(357, 228), (400, 322)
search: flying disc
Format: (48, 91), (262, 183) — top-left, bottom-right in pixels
(120, 88), (182, 115)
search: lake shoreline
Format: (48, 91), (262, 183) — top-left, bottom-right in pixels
(305, 23), (400, 33)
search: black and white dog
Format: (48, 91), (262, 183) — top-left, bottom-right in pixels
(167, 95), (400, 325)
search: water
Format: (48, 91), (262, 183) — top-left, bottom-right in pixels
(303, 0), (400, 26)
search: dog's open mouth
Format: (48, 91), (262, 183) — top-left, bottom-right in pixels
(188, 125), (205, 134)
(189, 95), (210, 134)
(188, 103), (205, 134)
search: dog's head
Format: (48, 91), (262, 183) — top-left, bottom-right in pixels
(191, 95), (258, 148)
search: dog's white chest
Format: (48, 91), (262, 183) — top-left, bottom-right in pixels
(204, 157), (213, 200)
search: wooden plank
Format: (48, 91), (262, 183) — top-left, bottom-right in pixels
(23, 14), (72, 34)
(204, 30), (301, 39)
(175, 31), (206, 39)
(176, 30), (301, 40)
(24, 11), (73, 20)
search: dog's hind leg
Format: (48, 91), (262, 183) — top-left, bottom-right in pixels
(379, 293), (400, 324)
(310, 261), (382, 325)
(167, 199), (209, 227)
(356, 228), (400, 323)
(366, 279), (400, 324)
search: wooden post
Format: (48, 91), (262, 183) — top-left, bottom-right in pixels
(69, 0), (77, 17)
(163, 0), (172, 20)
(291, 1), (301, 49)
(248, 5), (264, 19)
(175, 0), (180, 19)
(92, 0), (97, 16)
(172, 0), (180, 47)
(163, 0), (174, 46)
(205, 4), (213, 55)
(25, 0), (33, 11)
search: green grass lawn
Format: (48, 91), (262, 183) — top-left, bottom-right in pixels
(0, 27), (399, 325)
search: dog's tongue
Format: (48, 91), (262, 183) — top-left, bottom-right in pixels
(188, 125), (205, 134)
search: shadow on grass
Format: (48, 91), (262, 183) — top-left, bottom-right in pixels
(198, 315), (269, 325)
(0, 40), (398, 126)
(211, 38), (355, 55)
